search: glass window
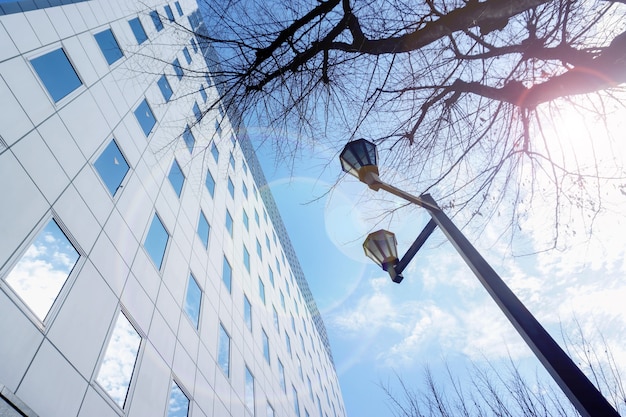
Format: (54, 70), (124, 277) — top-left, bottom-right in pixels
(286, 281), (291, 297)
(267, 403), (275, 417)
(230, 135), (236, 146)
(4, 218), (79, 321)
(291, 314), (296, 332)
(164, 4), (175, 22)
(245, 366), (255, 414)
(182, 47), (191, 64)
(134, 99), (156, 137)
(285, 333), (291, 356)
(243, 182), (248, 198)
(30, 48), (82, 102)
(94, 139), (129, 196)
(278, 359), (286, 392)
(205, 170), (215, 197)
(168, 159), (184, 197)
(172, 58), (183, 79)
(199, 85), (207, 102)
(280, 291), (285, 310)
(197, 211), (209, 248)
(297, 355), (303, 379)
(243, 163), (248, 174)
(190, 37), (198, 53)
(262, 329), (270, 364)
(96, 312), (141, 409)
(211, 143), (219, 162)
(317, 396), (323, 417)
(272, 306), (279, 331)
(227, 177), (234, 198)
(268, 266), (274, 287)
(175, 1), (183, 16)
(205, 73), (212, 87)
(293, 386), (301, 417)
(264, 209), (268, 222)
(225, 210), (233, 237)
(184, 274), (201, 329)
(229, 153), (235, 169)
(307, 376), (313, 400)
(222, 256), (232, 293)
(254, 209), (259, 225)
(244, 295), (252, 331)
(256, 239), (262, 260)
(193, 102), (201, 123)
(258, 278), (265, 304)
(150, 10), (163, 31)
(243, 246), (250, 272)
(183, 126), (195, 153)
(128, 17), (147, 44)
(215, 120), (222, 136)
(158, 74), (173, 101)
(144, 214), (168, 270)
(166, 381), (189, 417)
(243, 210), (249, 231)
(94, 28), (123, 65)
(218, 324), (230, 376)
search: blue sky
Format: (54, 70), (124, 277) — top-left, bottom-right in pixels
(250, 116), (626, 417)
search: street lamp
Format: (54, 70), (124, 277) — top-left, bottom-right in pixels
(339, 138), (620, 417)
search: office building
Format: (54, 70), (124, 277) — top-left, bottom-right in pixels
(0, 1), (346, 416)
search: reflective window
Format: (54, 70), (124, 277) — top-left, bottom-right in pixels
(205, 170), (215, 197)
(272, 306), (279, 331)
(30, 48), (82, 102)
(265, 234), (270, 250)
(199, 85), (207, 102)
(183, 126), (195, 153)
(164, 4), (175, 22)
(317, 396), (323, 417)
(215, 120), (222, 135)
(4, 218), (79, 321)
(227, 177), (234, 198)
(243, 209), (249, 231)
(172, 58), (183, 79)
(168, 159), (184, 197)
(158, 74), (173, 101)
(285, 333), (292, 356)
(258, 278), (265, 304)
(183, 47), (191, 64)
(297, 355), (303, 379)
(280, 291), (285, 310)
(150, 10), (163, 31)
(184, 275), (201, 329)
(307, 376), (313, 400)
(211, 143), (219, 162)
(94, 28), (123, 65)
(145, 213), (168, 269)
(218, 324), (230, 376)
(197, 211), (209, 248)
(225, 210), (233, 237)
(254, 209), (259, 225)
(245, 366), (255, 414)
(94, 139), (129, 196)
(262, 329), (270, 364)
(278, 359), (286, 392)
(243, 162), (248, 174)
(222, 256), (232, 293)
(268, 266), (274, 287)
(243, 246), (250, 272)
(193, 102), (201, 123)
(256, 239), (262, 260)
(175, 1), (183, 16)
(205, 73), (212, 87)
(291, 314), (296, 332)
(243, 182), (248, 198)
(166, 381), (189, 417)
(293, 386), (301, 417)
(244, 295), (252, 331)
(134, 99), (156, 136)
(96, 312), (141, 408)
(267, 403), (275, 417)
(190, 37), (198, 53)
(229, 153), (235, 169)
(128, 17), (147, 44)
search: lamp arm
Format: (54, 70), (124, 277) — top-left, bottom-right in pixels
(395, 218), (437, 275)
(360, 171), (440, 212)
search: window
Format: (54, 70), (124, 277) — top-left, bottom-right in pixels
(245, 366), (255, 415)
(3, 218), (79, 321)
(243, 246), (250, 272)
(272, 306), (279, 331)
(31, 48), (82, 102)
(199, 85), (207, 102)
(229, 153), (235, 169)
(285, 333), (292, 356)
(128, 17), (147, 44)
(227, 177), (234, 198)
(280, 291), (285, 310)
(182, 47), (191, 64)
(243, 163), (248, 174)
(265, 234), (270, 250)
(268, 266), (274, 287)
(278, 359), (286, 392)
(205, 170), (215, 197)
(254, 209), (259, 225)
(168, 159), (184, 197)
(197, 211), (209, 248)
(286, 281), (291, 297)
(225, 210), (233, 237)
(293, 386), (301, 417)
(193, 102), (201, 123)
(297, 355), (303, 379)
(94, 28), (123, 65)
(243, 210), (249, 231)
(183, 126), (195, 153)
(243, 182), (248, 198)
(157, 74), (173, 101)
(172, 58), (183, 79)
(150, 10), (163, 31)
(317, 396), (323, 417)
(175, 1), (183, 16)
(291, 314), (296, 332)
(144, 213), (168, 270)
(258, 278), (265, 304)
(166, 381), (189, 417)
(308, 377), (314, 400)
(96, 312), (141, 409)
(94, 139), (129, 196)
(262, 329), (270, 364)
(230, 135), (236, 146)
(184, 274), (201, 328)
(215, 120), (222, 135)
(211, 143), (219, 162)
(134, 99), (156, 136)
(244, 295), (252, 331)
(205, 74), (212, 87)
(222, 256), (232, 292)
(190, 37), (198, 53)
(218, 324), (230, 376)
(267, 403), (275, 417)
(164, 4), (175, 21)
(256, 239), (262, 260)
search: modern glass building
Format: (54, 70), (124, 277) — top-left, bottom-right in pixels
(0, 1), (346, 417)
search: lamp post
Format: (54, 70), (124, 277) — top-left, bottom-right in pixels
(339, 138), (620, 417)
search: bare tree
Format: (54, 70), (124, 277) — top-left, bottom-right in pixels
(183, 0), (626, 248)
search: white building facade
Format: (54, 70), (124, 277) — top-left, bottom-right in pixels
(0, 1), (346, 417)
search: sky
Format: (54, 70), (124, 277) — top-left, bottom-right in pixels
(249, 109), (626, 417)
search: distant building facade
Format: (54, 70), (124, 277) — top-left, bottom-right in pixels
(0, 1), (346, 416)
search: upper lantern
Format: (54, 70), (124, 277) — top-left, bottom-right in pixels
(339, 139), (379, 182)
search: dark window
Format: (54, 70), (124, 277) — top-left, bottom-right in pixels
(94, 139), (130, 196)
(205, 170), (215, 197)
(197, 211), (210, 248)
(193, 102), (201, 123)
(94, 28), (123, 65)
(31, 48), (82, 102)
(184, 275), (201, 329)
(211, 143), (219, 162)
(134, 99), (156, 136)
(183, 47), (191, 64)
(157, 74), (173, 101)
(183, 126), (195, 153)
(222, 256), (232, 292)
(150, 10), (163, 31)
(164, 5), (175, 22)
(227, 177), (234, 198)
(190, 37), (198, 53)
(128, 17), (148, 44)
(168, 159), (184, 197)
(225, 210), (233, 237)
(175, 1), (183, 16)
(199, 85), (207, 102)
(173, 58), (183, 79)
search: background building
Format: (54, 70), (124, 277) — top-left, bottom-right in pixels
(0, 1), (346, 416)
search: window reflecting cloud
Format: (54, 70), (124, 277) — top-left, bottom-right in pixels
(5, 219), (79, 320)
(184, 275), (201, 328)
(167, 381), (189, 417)
(96, 312), (141, 408)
